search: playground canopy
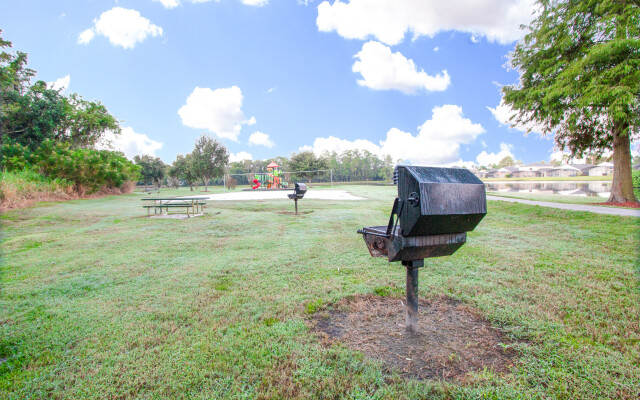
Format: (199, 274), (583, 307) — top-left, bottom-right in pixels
(266, 162), (279, 169)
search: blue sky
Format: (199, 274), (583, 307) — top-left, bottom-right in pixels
(1, 0), (568, 166)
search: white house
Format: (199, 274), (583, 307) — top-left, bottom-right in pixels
(572, 164), (596, 175)
(546, 164), (595, 177)
(496, 166), (519, 178)
(519, 162), (549, 172)
(588, 162), (614, 176)
(545, 164), (581, 177)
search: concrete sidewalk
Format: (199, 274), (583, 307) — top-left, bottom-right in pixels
(487, 196), (640, 217)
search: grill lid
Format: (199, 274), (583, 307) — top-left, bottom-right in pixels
(397, 166), (486, 236)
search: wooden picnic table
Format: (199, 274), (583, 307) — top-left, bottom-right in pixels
(141, 197), (209, 217)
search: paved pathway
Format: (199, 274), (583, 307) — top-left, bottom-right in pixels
(487, 196), (640, 217)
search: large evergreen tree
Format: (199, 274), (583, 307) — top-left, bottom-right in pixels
(503, 0), (640, 203)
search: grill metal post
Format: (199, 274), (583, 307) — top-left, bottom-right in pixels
(402, 259), (423, 333)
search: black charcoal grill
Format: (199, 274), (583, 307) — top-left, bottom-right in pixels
(357, 166), (486, 332)
(287, 182), (307, 214)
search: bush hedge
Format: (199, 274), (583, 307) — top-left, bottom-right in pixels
(2, 139), (140, 194)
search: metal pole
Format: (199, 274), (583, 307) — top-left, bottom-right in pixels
(294, 198), (298, 214)
(331, 169), (333, 188)
(402, 259), (423, 333)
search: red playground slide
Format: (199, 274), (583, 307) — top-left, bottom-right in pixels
(252, 179), (261, 190)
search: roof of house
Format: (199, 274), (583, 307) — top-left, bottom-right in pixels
(556, 164), (580, 170)
(596, 162), (614, 167)
(570, 164), (596, 171)
(523, 162), (548, 167)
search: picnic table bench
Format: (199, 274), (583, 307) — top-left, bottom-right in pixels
(142, 197), (208, 217)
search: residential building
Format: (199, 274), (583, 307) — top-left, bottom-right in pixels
(495, 166), (519, 178)
(588, 162), (614, 176)
(520, 162), (549, 172)
(545, 164), (595, 177)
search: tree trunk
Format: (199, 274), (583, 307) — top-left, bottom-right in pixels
(203, 178), (208, 192)
(608, 122), (637, 203)
(189, 183), (193, 191)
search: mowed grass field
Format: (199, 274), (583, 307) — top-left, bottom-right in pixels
(1, 185), (638, 399)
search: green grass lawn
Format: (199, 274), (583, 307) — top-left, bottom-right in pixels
(1, 185), (638, 399)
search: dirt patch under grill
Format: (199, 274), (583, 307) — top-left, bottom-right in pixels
(310, 295), (518, 381)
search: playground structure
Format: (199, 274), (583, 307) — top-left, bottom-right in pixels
(224, 167), (333, 191)
(252, 162), (288, 190)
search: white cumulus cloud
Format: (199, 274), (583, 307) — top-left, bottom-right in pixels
(178, 86), (254, 141)
(78, 7), (163, 49)
(476, 143), (515, 166)
(77, 28), (95, 44)
(47, 75), (70, 92)
(153, 0), (266, 8)
(306, 104), (484, 165)
(353, 41), (450, 94)
(248, 131), (274, 148)
(229, 151), (253, 162)
(550, 150), (572, 164)
(317, 0), (536, 46)
(488, 99), (546, 134)
(153, 0), (181, 8)
(307, 136), (383, 155)
(241, 0), (268, 6)
(97, 127), (163, 159)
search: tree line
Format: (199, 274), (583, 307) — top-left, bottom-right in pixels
(139, 148), (396, 190)
(135, 133), (229, 192)
(226, 150), (394, 184)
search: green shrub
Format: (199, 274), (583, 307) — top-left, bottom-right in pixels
(632, 169), (640, 199)
(1, 140), (140, 194)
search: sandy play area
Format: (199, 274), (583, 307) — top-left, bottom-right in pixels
(191, 189), (366, 201)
